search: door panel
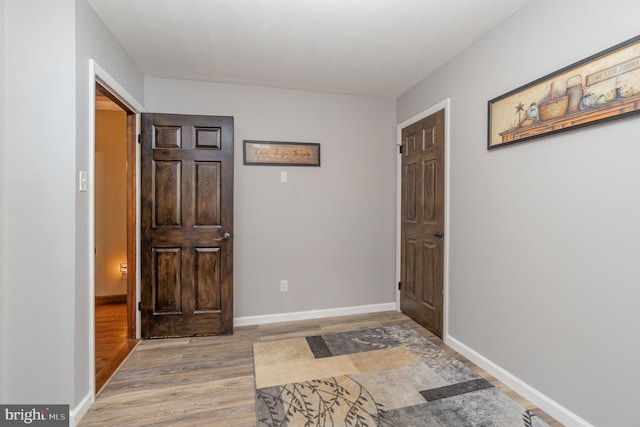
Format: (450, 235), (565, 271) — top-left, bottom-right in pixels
(195, 162), (221, 226)
(195, 248), (221, 311)
(154, 161), (181, 227)
(420, 242), (436, 306)
(422, 160), (436, 221)
(141, 113), (234, 338)
(400, 110), (444, 338)
(153, 247), (182, 314)
(405, 163), (417, 221)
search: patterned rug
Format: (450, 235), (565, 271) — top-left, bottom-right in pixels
(253, 325), (549, 426)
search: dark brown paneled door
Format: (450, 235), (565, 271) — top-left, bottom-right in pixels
(141, 113), (234, 338)
(400, 109), (444, 338)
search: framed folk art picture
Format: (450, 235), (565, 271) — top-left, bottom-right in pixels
(488, 35), (640, 149)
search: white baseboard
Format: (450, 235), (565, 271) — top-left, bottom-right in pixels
(445, 335), (593, 427)
(234, 302), (397, 327)
(69, 392), (93, 426)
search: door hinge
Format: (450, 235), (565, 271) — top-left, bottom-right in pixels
(138, 301), (142, 311)
(398, 281), (402, 290)
(137, 134), (141, 144)
(398, 144), (403, 154)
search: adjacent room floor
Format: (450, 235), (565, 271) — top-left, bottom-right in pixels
(95, 302), (137, 392)
(80, 311), (561, 426)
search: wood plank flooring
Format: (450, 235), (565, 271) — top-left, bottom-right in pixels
(95, 303), (138, 392)
(80, 311), (562, 426)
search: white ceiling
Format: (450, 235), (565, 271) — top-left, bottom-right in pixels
(88, 0), (531, 98)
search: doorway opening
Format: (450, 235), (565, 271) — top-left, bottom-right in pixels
(94, 82), (138, 392)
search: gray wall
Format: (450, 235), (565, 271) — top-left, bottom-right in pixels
(397, 0), (640, 425)
(0, 0), (6, 402)
(0, 0), (143, 413)
(74, 0), (144, 405)
(145, 78), (397, 318)
(3, 0), (77, 404)
(75, 0), (144, 409)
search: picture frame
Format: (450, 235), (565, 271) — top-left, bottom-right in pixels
(243, 140), (321, 166)
(488, 35), (640, 149)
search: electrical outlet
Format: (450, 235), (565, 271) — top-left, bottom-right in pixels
(280, 280), (288, 292)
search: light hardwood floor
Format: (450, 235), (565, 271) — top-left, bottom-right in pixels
(80, 311), (562, 426)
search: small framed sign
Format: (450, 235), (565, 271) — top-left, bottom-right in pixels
(243, 140), (321, 166)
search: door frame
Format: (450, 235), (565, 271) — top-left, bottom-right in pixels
(396, 98), (451, 342)
(88, 59), (144, 396)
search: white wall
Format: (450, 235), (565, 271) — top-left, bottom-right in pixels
(145, 78), (397, 318)
(397, 0), (640, 425)
(0, 0), (7, 403)
(3, 0), (77, 404)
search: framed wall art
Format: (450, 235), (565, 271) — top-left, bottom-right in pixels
(243, 140), (321, 166)
(488, 35), (640, 149)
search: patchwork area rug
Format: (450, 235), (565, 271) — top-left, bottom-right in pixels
(253, 325), (549, 426)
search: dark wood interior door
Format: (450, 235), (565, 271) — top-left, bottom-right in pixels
(400, 109), (444, 338)
(141, 113), (234, 338)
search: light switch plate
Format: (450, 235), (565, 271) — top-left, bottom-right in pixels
(280, 171), (288, 183)
(79, 171), (88, 192)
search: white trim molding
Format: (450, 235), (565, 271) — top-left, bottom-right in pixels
(446, 335), (594, 427)
(234, 303), (397, 327)
(395, 99), (451, 339)
(69, 392), (93, 427)
(92, 61), (144, 113)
